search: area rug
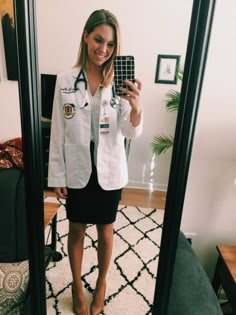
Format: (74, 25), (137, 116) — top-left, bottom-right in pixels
(44, 197), (164, 315)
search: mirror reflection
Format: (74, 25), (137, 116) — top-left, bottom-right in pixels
(37, 1), (192, 313)
(0, 0), (192, 314)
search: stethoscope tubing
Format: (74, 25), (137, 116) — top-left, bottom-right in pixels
(74, 69), (119, 108)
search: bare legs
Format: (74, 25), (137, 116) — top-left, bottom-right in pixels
(91, 223), (114, 315)
(68, 222), (114, 315)
(68, 221), (88, 315)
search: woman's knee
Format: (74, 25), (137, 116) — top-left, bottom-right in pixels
(69, 222), (87, 242)
(96, 223), (113, 240)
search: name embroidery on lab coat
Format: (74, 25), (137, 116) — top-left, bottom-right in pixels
(64, 103), (75, 119)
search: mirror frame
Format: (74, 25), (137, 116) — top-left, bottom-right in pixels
(153, 0), (216, 314)
(14, 0), (216, 314)
(14, 0), (46, 314)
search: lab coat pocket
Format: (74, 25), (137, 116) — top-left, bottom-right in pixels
(64, 144), (91, 188)
(109, 145), (128, 186)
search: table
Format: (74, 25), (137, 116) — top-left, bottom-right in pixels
(212, 245), (236, 315)
(44, 201), (59, 227)
(44, 200), (62, 266)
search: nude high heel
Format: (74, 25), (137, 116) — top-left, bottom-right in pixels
(90, 283), (106, 315)
(71, 284), (88, 315)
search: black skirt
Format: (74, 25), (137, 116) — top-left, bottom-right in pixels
(65, 142), (122, 224)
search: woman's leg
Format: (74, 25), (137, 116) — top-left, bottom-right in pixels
(91, 223), (114, 315)
(68, 221), (88, 315)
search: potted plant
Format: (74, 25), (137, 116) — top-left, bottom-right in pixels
(151, 65), (183, 156)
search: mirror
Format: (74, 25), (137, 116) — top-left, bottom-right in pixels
(2, 0), (193, 313)
(1, 0), (215, 314)
(35, 1), (192, 314)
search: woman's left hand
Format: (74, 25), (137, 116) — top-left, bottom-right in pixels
(119, 79), (143, 127)
(119, 79), (142, 113)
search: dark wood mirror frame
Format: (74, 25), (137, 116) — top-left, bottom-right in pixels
(14, 1), (46, 313)
(14, 0), (216, 314)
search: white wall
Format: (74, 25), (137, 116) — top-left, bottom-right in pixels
(181, 0), (236, 279)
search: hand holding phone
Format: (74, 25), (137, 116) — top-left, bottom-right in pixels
(114, 55), (135, 96)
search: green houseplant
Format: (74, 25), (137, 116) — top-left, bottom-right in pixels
(152, 65), (183, 156)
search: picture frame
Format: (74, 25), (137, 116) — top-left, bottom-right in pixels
(155, 54), (180, 84)
(0, 0), (18, 81)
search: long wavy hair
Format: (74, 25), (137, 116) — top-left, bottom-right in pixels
(74, 9), (121, 87)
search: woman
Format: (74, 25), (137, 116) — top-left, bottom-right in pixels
(48, 9), (143, 315)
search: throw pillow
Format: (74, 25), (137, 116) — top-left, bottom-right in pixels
(0, 260), (29, 315)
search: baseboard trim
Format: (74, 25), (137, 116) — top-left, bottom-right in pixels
(127, 180), (167, 192)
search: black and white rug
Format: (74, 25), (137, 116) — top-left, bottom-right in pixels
(45, 197), (164, 315)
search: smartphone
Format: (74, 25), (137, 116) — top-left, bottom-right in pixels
(114, 55), (135, 96)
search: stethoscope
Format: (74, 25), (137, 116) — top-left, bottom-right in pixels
(74, 69), (120, 108)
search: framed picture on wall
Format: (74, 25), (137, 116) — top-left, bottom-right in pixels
(0, 0), (18, 80)
(155, 54), (180, 84)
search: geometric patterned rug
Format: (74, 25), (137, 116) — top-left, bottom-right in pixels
(45, 197), (164, 315)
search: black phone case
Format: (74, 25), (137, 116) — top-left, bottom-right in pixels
(114, 56), (135, 96)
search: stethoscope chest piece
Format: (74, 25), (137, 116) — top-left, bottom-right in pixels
(110, 97), (119, 108)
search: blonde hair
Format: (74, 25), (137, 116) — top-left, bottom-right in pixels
(74, 9), (121, 87)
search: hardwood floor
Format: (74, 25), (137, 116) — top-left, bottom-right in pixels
(120, 187), (166, 209)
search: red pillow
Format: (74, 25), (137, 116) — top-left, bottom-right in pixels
(0, 137), (23, 169)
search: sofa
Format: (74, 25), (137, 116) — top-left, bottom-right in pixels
(168, 230), (223, 315)
(0, 168), (29, 315)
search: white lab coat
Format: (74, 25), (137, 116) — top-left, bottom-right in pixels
(48, 67), (143, 190)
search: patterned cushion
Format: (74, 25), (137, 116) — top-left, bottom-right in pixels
(0, 261), (29, 315)
(0, 137), (23, 170)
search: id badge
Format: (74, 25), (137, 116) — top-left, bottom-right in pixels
(100, 116), (110, 134)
